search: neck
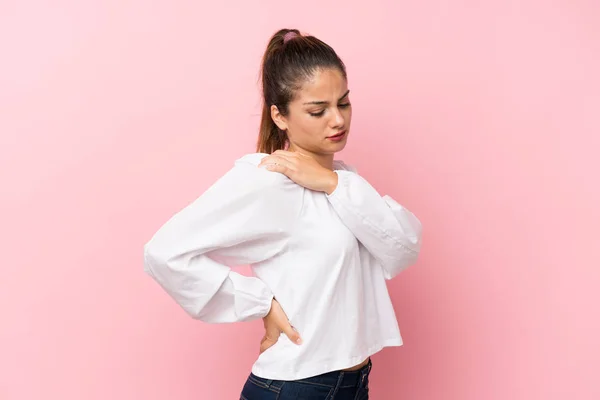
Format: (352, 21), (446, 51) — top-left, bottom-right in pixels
(287, 143), (335, 170)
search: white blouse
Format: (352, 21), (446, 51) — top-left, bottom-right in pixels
(143, 153), (422, 381)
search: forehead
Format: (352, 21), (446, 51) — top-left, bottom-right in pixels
(294, 68), (347, 102)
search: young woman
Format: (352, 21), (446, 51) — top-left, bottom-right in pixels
(143, 28), (423, 400)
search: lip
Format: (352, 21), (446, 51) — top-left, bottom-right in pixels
(327, 130), (346, 139)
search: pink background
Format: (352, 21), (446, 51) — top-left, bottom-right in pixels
(1, 1), (599, 399)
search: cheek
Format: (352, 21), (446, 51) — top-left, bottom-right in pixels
(290, 115), (324, 138)
(345, 108), (353, 123)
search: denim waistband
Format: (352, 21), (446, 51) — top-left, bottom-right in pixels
(294, 358), (372, 388)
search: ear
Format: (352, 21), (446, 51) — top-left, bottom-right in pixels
(270, 105), (288, 131)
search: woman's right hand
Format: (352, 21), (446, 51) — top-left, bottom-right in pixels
(260, 298), (302, 354)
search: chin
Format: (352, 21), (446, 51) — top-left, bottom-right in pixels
(330, 142), (348, 153)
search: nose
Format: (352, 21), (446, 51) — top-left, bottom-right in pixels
(329, 107), (345, 129)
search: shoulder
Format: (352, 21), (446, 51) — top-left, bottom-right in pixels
(222, 153), (302, 218)
(235, 152), (269, 168)
(233, 152), (358, 181)
(227, 152), (298, 192)
(236, 152), (357, 173)
(195, 152), (301, 213)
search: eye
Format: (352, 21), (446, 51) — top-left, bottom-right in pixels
(309, 103), (351, 117)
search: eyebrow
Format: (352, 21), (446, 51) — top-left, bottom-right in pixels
(303, 90), (350, 106)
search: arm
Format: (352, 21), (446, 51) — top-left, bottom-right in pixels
(143, 156), (302, 323)
(326, 169), (423, 280)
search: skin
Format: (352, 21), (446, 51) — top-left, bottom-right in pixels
(257, 68), (369, 371)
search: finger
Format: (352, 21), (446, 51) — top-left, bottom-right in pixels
(281, 323), (302, 345)
(263, 325), (281, 342)
(261, 335), (277, 346)
(264, 163), (290, 175)
(259, 334), (278, 354)
(270, 154), (293, 164)
(261, 157), (295, 175)
(259, 155), (285, 168)
(260, 341), (275, 354)
(258, 156), (271, 167)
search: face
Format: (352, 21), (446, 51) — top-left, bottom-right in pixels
(271, 68), (352, 158)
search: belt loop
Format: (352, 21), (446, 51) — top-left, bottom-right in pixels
(265, 379), (273, 387)
(330, 371), (344, 398)
(359, 363), (370, 388)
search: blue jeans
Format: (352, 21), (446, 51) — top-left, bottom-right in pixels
(240, 359), (371, 400)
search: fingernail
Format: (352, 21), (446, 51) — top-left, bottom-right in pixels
(296, 338), (303, 344)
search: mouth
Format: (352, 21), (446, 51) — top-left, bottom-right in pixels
(327, 130), (347, 139)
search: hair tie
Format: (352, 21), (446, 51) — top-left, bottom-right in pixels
(283, 31), (298, 43)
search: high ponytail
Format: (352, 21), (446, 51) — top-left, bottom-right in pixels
(256, 28), (347, 154)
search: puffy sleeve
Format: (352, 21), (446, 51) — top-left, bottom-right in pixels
(326, 164), (422, 280)
(143, 155), (302, 323)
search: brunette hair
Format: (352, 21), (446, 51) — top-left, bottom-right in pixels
(257, 29), (347, 153)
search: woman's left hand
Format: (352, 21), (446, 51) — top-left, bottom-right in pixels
(258, 150), (338, 194)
